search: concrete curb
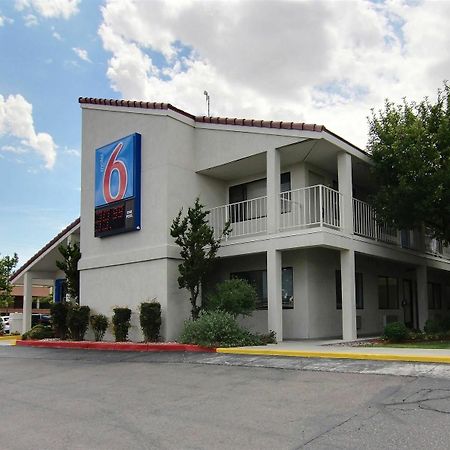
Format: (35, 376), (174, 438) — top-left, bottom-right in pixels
(16, 340), (215, 353)
(0, 335), (21, 341)
(216, 347), (450, 364)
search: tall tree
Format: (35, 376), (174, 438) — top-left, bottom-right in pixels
(0, 253), (19, 310)
(170, 198), (230, 320)
(56, 242), (81, 302)
(368, 82), (450, 242)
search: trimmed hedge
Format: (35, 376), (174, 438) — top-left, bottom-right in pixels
(67, 305), (90, 341)
(384, 322), (409, 342)
(90, 314), (109, 342)
(179, 310), (275, 348)
(112, 307), (131, 342)
(50, 302), (69, 339)
(22, 324), (54, 341)
(140, 302), (161, 342)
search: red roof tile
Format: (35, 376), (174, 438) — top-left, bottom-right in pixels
(79, 97), (326, 133)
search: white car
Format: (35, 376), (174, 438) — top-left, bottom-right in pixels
(1, 316), (10, 334)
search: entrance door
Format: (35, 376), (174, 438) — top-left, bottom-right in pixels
(402, 279), (416, 329)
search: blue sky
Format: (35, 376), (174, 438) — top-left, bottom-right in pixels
(1, 0), (449, 266)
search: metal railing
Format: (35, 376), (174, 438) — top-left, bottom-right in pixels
(353, 198), (399, 244)
(208, 195), (267, 240)
(280, 185), (341, 230)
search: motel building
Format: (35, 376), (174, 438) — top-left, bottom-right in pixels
(11, 97), (450, 342)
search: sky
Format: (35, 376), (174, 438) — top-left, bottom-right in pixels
(1, 0), (450, 266)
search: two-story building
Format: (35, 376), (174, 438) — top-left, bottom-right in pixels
(13, 97), (450, 341)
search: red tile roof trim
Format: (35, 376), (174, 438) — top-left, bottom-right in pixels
(79, 97), (325, 132)
(10, 217), (80, 282)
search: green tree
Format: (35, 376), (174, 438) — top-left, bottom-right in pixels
(170, 198), (230, 320)
(368, 82), (450, 242)
(206, 278), (257, 318)
(0, 253), (19, 310)
(56, 242), (81, 302)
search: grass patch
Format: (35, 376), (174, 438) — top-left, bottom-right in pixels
(372, 341), (450, 349)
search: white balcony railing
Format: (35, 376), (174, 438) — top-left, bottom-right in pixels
(353, 198), (399, 244)
(280, 185), (341, 231)
(209, 196), (267, 240)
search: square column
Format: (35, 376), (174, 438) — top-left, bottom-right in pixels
(22, 271), (33, 334)
(416, 265), (428, 330)
(340, 249), (357, 341)
(267, 249), (282, 342)
(267, 148), (281, 234)
(337, 151), (353, 235)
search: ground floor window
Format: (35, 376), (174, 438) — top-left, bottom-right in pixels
(231, 267), (294, 309)
(428, 282), (442, 310)
(335, 271), (364, 309)
(378, 276), (399, 309)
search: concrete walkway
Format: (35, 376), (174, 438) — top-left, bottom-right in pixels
(217, 338), (450, 364)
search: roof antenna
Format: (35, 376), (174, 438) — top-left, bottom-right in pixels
(203, 90), (210, 117)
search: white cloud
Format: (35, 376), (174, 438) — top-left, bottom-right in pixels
(98, 0), (450, 149)
(23, 13), (38, 26)
(51, 26), (62, 40)
(15, 0), (80, 19)
(72, 47), (91, 63)
(1, 145), (28, 154)
(63, 146), (80, 156)
(0, 94), (57, 169)
(0, 15), (14, 26)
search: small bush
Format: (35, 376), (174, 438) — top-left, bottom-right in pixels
(179, 310), (266, 348)
(140, 302), (162, 342)
(90, 314), (109, 341)
(50, 302), (69, 339)
(67, 305), (90, 341)
(384, 322), (409, 342)
(424, 319), (441, 335)
(112, 307), (131, 342)
(22, 324), (54, 340)
(206, 279), (257, 317)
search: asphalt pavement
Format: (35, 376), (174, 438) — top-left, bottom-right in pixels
(1, 347), (450, 449)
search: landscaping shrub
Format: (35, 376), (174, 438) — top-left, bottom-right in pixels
(179, 310), (268, 348)
(66, 305), (90, 340)
(112, 307), (132, 342)
(424, 319), (441, 335)
(90, 314), (109, 342)
(50, 302), (69, 339)
(22, 324), (54, 340)
(383, 321), (409, 342)
(139, 302), (162, 342)
(206, 279), (257, 317)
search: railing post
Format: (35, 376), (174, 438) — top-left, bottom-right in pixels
(319, 185), (323, 227)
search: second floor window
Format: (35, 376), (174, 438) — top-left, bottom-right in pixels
(228, 173), (291, 222)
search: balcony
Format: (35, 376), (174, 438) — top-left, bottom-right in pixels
(208, 185), (341, 240)
(353, 198), (450, 259)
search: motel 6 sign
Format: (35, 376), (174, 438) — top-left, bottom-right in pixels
(94, 133), (141, 237)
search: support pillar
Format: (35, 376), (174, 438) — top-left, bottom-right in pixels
(22, 271), (33, 334)
(337, 152), (353, 235)
(267, 148), (281, 234)
(340, 249), (357, 341)
(417, 265), (428, 330)
(267, 249), (283, 342)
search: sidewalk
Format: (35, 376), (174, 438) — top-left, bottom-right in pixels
(216, 339), (450, 364)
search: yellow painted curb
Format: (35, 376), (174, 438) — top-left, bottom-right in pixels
(216, 347), (450, 364)
(0, 335), (21, 341)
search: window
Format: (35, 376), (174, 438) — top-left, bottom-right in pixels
(231, 267), (294, 309)
(335, 271), (364, 309)
(428, 282), (442, 310)
(228, 173), (291, 222)
(378, 276), (399, 309)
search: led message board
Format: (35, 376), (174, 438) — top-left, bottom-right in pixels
(94, 133), (141, 237)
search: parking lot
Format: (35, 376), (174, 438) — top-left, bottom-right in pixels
(1, 347), (450, 449)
